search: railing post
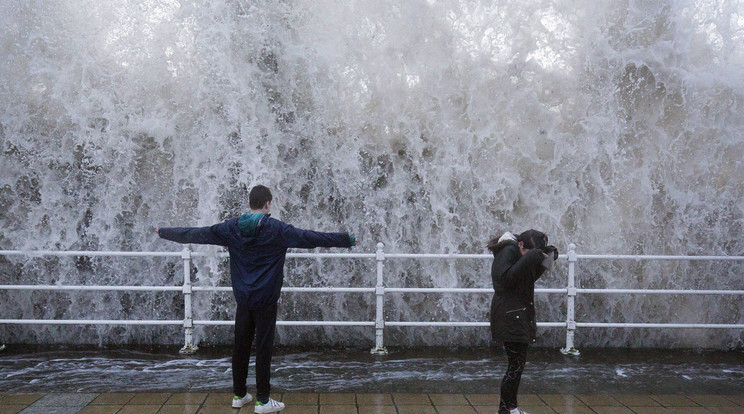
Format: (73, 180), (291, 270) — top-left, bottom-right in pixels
(561, 243), (580, 356)
(179, 246), (198, 354)
(370, 242), (388, 355)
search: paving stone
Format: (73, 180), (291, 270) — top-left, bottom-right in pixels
(280, 406), (319, 414)
(436, 407), (478, 414)
(117, 404), (162, 414)
(612, 395), (660, 407)
(90, 393), (135, 405)
(319, 405), (358, 414)
(473, 407), (500, 414)
(358, 406), (398, 414)
(516, 407), (556, 414)
(650, 395), (701, 407)
(0, 395), (43, 406)
(396, 405), (437, 414)
(590, 407), (636, 414)
(393, 393), (432, 405)
(666, 408), (712, 414)
(688, 395), (737, 407)
(520, 394), (548, 406)
(319, 393), (356, 405)
(0, 406), (26, 414)
(196, 406), (245, 414)
(29, 393), (97, 407)
(539, 395), (585, 406)
(628, 408), (674, 414)
(157, 405), (201, 414)
(203, 393), (232, 406)
(281, 393), (319, 405)
(15, 407), (80, 414)
(465, 394), (500, 406)
(356, 394), (393, 405)
(576, 394), (622, 406)
(721, 395), (744, 406)
(708, 407), (744, 414)
(128, 393), (171, 405)
(77, 405), (122, 414)
(550, 406), (596, 414)
(428, 394), (470, 406)
(165, 393), (208, 405)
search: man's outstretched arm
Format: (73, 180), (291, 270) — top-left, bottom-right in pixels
(278, 221), (355, 249)
(157, 222), (232, 246)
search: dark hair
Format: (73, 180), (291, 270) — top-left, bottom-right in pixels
(517, 229), (547, 250)
(249, 185), (273, 210)
(487, 236), (501, 253)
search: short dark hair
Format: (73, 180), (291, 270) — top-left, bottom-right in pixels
(249, 185), (272, 210)
(517, 229), (547, 250)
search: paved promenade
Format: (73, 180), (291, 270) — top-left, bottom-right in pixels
(2, 347), (743, 413)
(1, 392), (743, 414)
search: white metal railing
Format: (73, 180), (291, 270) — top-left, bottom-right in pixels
(1, 243), (743, 355)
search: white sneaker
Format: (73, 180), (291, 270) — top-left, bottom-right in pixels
(254, 397), (285, 413)
(509, 408), (529, 414)
(232, 393), (253, 408)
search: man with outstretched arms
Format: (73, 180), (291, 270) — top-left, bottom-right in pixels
(157, 185), (355, 413)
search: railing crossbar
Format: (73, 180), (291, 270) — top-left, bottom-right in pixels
(0, 250), (182, 258)
(577, 323), (744, 328)
(385, 287), (565, 294)
(577, 254), (744, 261)
(386, 322), (566, 327)
(577, 289), (744, 295)
(0, 319), (183, 325)
(193, 320), (376, 327)
(0, 285), (182, 292)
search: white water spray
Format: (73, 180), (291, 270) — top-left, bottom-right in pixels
(1, 0), (743, 348)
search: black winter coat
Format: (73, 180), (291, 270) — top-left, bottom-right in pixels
(489, 239), (547, 344)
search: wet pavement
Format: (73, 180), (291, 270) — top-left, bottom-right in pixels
(0, 346), (743, 413)
(1, 391), (743, 414)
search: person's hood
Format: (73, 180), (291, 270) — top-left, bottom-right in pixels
(498, 232), (517, 244)
(237, 213), (267, 236)
(489, 231), (518, 255)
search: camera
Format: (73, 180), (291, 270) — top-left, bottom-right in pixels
(542, 245), (559, 261)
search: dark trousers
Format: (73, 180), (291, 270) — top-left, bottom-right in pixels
(232, 302), (278, 401)
(499, 341), (528, 414)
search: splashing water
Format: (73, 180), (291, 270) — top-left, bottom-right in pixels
(1, 0), (743, 348)
(1, 347), (743, 393)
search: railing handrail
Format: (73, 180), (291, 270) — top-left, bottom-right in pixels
(0, 249), (376, 259)
(576, 254), (744, 260)
(1, 245), (743, 355)
(3, 249), (744, 261)
(3, 285), (742, 295)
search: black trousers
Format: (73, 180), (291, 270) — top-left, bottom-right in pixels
(232, 302), (278, 401)
(499, 341), (528, 414)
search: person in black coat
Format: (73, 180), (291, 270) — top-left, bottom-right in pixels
(488, 230), (558, 414)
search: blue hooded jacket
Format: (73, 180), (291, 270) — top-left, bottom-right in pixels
(158, 213), (353, 310)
